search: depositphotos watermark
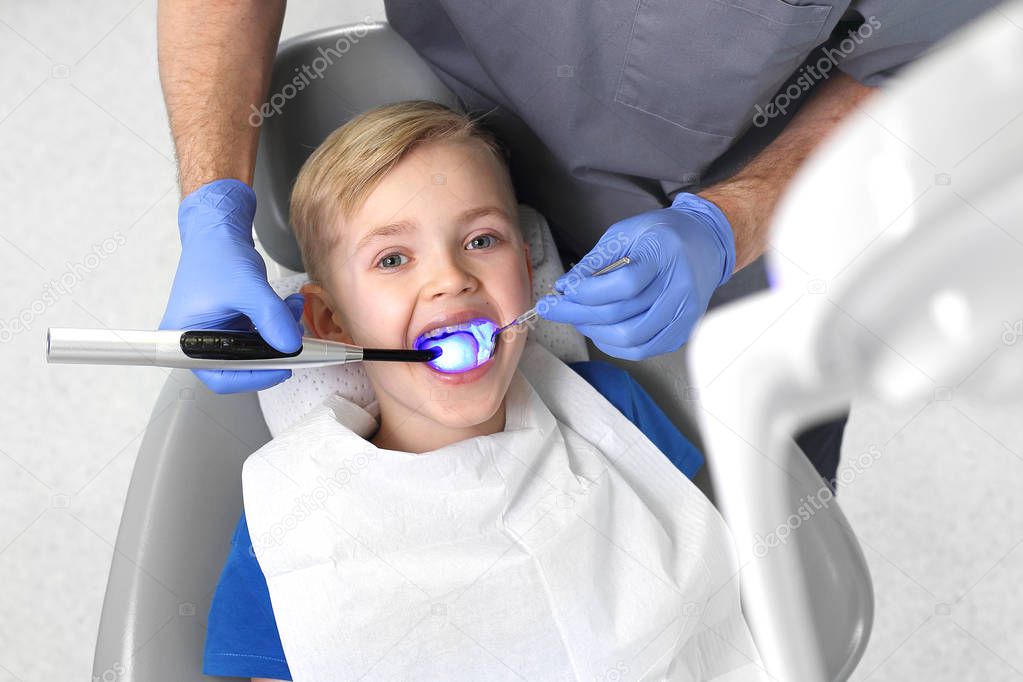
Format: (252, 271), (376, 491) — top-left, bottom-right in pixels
(752, 15), (881, 128)
(92, 660), (128, 682)
(1002, 319), (1023, 345)
(752, 444), (882, 558)
(250, 451), (377, 554)
(0, 231), (127, 344)
(248, 17), (374, 127)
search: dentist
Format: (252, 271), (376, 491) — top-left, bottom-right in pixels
(156, 0), (996, 485)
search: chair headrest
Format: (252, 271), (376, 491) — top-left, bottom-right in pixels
(257, 204), (588, 438)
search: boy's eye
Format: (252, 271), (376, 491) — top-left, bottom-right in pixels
(376, 253), (407, 269)
(468, 235), (499, 250)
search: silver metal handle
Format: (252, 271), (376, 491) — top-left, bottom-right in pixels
(45, 328), (365, 370)
(47, 328), (192, 367)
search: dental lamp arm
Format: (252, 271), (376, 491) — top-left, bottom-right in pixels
(699, 73), (878, 272)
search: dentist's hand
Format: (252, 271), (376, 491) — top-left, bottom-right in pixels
(159, 178), (305, 394)
(537, 193), (735, 360)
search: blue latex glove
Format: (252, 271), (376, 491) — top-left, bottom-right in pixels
(537, 193), (735, 360)
(159, 178), (305, 394)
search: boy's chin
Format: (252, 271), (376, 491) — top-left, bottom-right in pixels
(428, 396), (504, 430)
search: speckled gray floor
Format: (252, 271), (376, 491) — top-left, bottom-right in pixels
(1, 2), (1021, 680)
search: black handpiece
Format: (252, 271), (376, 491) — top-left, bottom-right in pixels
(180, 330), (304, 360)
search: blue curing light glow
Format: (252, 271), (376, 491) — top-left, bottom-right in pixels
(413, 318), (499, 373)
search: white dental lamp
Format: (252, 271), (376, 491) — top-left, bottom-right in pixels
(687, 3), (1023, 680)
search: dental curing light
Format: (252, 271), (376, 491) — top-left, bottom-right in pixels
(45, 328), (441, 370)
(413, 319), (499, 373)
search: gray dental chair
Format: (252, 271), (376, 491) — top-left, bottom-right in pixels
(92, 23), (873, 681)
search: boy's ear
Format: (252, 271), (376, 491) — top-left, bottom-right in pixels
(299, 282), (356, 345)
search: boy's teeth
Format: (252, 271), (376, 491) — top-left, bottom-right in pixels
(424, 321), (470, 339)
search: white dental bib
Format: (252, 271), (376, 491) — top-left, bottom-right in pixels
(243, 340), (766, 681)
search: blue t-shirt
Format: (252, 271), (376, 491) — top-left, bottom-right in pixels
(203, 360), (704, 680)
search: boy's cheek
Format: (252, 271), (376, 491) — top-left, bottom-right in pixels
(499, 253), (534, 313)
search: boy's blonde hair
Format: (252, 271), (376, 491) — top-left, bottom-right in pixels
(290, 100), (508, 286)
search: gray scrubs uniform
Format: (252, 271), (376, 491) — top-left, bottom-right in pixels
(383, 0), (999, 484)
(385, 0), (998, 302)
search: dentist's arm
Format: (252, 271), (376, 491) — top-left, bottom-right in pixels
(159, 0), (285, 195)
(157, 0), (306, 394)
(699, 72), (877, 272)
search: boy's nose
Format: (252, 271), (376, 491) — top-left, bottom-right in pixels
(423, 252), (478, 299)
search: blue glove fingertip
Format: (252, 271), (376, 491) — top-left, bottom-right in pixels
(284, 295), (307, 334)
(250, 294), (305, 354)
(534, 294), (563, 321)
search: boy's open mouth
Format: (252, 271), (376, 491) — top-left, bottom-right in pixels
(413, 318), (499, 373)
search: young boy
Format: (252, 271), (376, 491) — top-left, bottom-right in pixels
(203, 101), (717, 681)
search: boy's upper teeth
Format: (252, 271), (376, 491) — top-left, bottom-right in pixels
(423, 321), (474, 339)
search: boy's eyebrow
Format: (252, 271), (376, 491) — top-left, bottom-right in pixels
(354, 205), (509, 252)
(354, 220), (414, 253)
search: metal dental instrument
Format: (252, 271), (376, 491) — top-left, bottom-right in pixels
(492, 255), (632, 339)
(45, 328), (441, 371)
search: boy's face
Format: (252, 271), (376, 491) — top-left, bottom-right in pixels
(302, 139), (533, 438)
